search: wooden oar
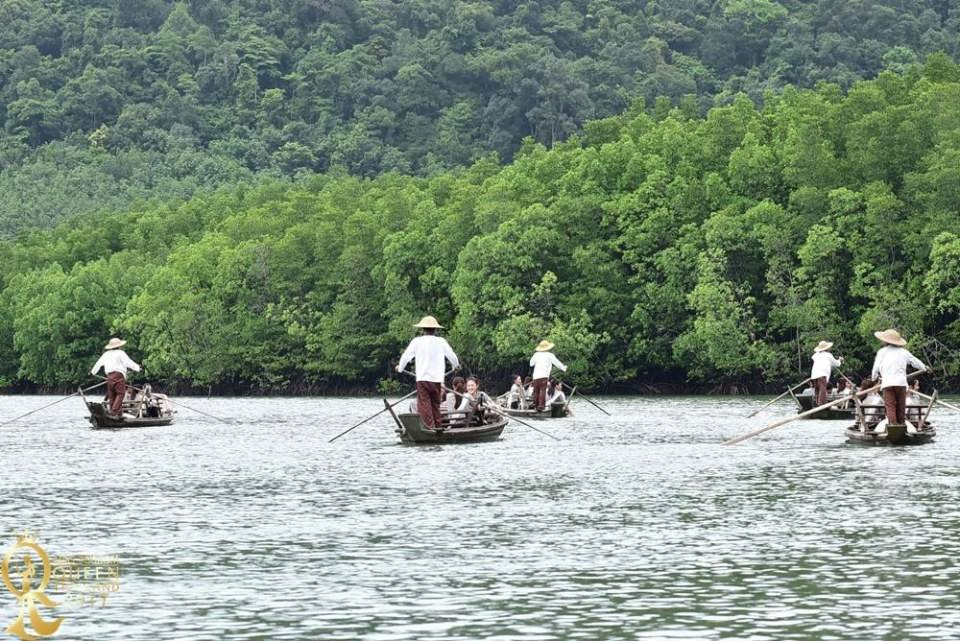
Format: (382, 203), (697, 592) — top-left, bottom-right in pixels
(328, 389), (418, 443)
(562, 386), (577, 415)
(560, 382), (610, 416)
(726, 370), (924, 446)
(916, 391), (960, 414)
(746, 377), (812, 418)
(0, 381), (107, 428)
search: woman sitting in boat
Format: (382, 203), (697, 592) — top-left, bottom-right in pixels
(860, 378), (885, 430)
(444, 376), (467, 412)
(462, 377), (495, 422)
(548, 379), (566, 405)
(907, 379), (923, 424)
(508, 374), (524, 409)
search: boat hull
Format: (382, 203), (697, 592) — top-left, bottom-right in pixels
(86, 402), (174, 429)
(396, 412), (506, 444)
(796, 394), (855, 420)
(500, 403), (569, 419)
(845, 423), (935, 446)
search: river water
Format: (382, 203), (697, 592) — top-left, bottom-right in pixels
(1, 394), (958, 640)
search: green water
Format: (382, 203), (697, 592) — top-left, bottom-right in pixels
(1, 395), (958, 640)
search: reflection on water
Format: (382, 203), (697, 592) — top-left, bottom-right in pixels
(1, 394), (959, 639)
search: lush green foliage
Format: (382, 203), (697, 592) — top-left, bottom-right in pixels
(2, 0), (959, 234)
(2, 63), (960, 392)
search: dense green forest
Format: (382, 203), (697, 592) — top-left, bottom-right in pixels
(2, 61), (960, 393)
(2, 0), (960, 234)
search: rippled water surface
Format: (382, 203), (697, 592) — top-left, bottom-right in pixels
(2, 394), (959, 640)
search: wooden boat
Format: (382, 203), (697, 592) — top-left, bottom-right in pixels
(794, 391), (855, 420)
(81, 385), (175, 429)
(500, 404), (569, 419)
(384, 399), (507, 444)
(844, 391), (937, 445)
(496, 392), (571, 419)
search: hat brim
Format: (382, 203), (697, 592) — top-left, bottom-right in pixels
(414, 322), (443, 329)
(874, 331), (906, 346)
(535, 342), (555, 352)
(814, 342), (833, 352)
(104, 340), (127, 350)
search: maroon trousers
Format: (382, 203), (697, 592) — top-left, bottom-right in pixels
(105, 372), (126, 415)
(883, 386), (907, 424)
(416, 381), (443, 428)
(532, 377), (549, 410)
(812, 377), (828, 405)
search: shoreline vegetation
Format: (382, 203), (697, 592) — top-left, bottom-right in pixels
(2, 62), (960, 394)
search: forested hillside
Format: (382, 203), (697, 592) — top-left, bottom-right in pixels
(2, 62), (959, 393)
(2, 0), (959, 234)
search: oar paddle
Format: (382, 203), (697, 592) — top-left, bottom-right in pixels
(915, 391), (960, 414)
(328, 389), (418, 443)
(0, 381), (107, 428)
(746, 377), (811, 418)
(560, 382), (610, 416)
(725, 371), (924, 446)
(96, 376), (230, 424)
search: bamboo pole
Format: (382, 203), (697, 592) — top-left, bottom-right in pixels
(746, 377), (812, 418)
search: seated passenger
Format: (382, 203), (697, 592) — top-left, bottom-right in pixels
(907, 379), (923, 424)
(462, 377), (494, 421)
(508, 374), (524, 409)
(548, 379), (566, 405)
(444, 376), (466, 412)
(860, 378), (884, 431)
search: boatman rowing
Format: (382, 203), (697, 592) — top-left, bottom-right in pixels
(810, 340), (843, 405)
(529, 340), (567, 411)
(90, 337), (141, 417)
(397, 316), (460, 430)
(871, 329), (927, 427)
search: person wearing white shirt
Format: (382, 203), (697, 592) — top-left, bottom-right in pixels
(870, 328), (927, 426)
(529, 340), (567, 411)
(90, 337), (141, 417)
(397, 316), (459, 429)
(810, 340), (843, 405)
(548, 381), (566, 405)
(507, 374), (524, 409)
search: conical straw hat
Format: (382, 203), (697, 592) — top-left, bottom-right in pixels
(414, 315), (443, 329)
(814, 340), (834, 352)
(874, 329), (906, 346)
(104, 337), (126, 350)
(535, 340), (555, 352)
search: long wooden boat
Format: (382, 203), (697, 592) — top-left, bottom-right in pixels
(500, 404), (569, 420)
(794, 392), (855, 420)
(384, 399), (507, 444)
(81, 385), (175, 429)
(845, 392), (937, 446)
(496, 393), (571, 419)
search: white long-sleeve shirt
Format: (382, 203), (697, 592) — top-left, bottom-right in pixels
(810, 351), (841, 380)
(530, 351), (566, 380)
(90, 350), (141, 378)
(871, 346), (926, 389)
(398, 335), (459, 383)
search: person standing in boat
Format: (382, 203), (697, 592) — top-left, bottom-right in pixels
(529, 340), (567, 411)
(871, 329), (927, 426)
(90, 337), (141, 417)
(397, 316), (460, 429)
(810, 340), (843, 405)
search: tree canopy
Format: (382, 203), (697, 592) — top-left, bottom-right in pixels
(2, 62), (960, 393)
(1, 0), (959, 234)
